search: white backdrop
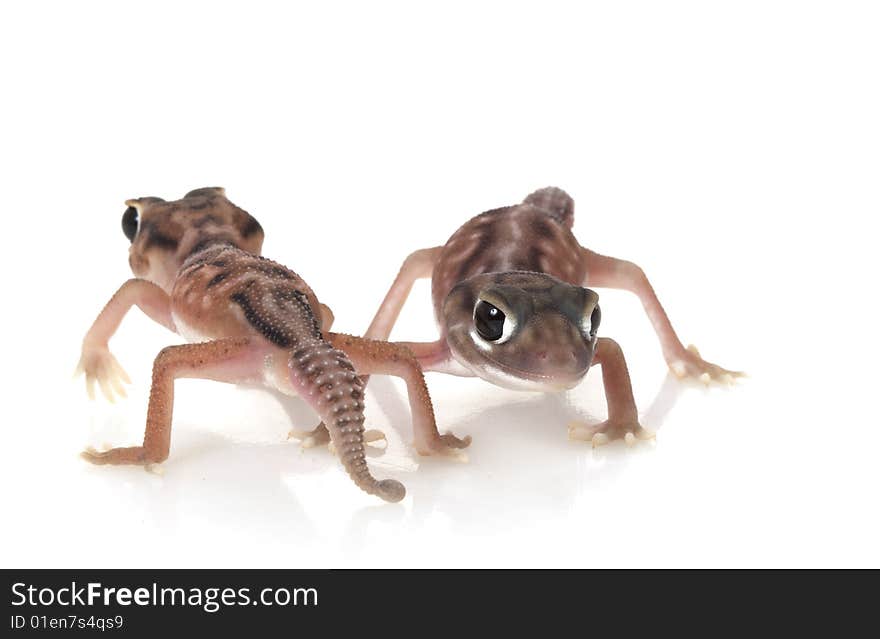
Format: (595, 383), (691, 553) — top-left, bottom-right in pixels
(1, 1), (877, 568)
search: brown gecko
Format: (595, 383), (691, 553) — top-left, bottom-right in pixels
(365, 187), (743, 446)
(75, 187), (469, 502)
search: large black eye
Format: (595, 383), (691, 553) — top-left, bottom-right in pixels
(589, 305), (601, 337)
(122, 206), (139, 242)
(474, 300), (505, 341)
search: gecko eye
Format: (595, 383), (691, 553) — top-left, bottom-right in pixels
(589, 305), (601, 338)
(474, 300), (506, 341)
(122, 206), (139, 242)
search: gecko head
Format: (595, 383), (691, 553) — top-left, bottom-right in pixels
(121, 187), (264, 291)
(442, 271), (600, 391)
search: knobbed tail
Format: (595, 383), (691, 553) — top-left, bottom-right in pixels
(288, 337), (406, 502)
(523, 186), (575, 228)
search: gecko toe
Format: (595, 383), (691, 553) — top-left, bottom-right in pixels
(81, 447), (108, 464)
(440, 432), (471, 449)
(670, 361), (688, 378)
(363, 429), (387, 446)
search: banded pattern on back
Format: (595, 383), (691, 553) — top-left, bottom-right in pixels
(171, 245), (324, 348)
(431, 194), (586, 312)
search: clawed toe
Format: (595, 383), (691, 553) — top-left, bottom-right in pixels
(434, 447), (469, 462)
(416, 433), (471, 461)
(75, 347), (132, 403)
(440, 432), (472, 449)
(364, 429), (387, 446)
(288, 423), (331, 448)
(80, 445), (149, 465)
(589, 432), (610, 448)
(289, 423), (387, 452)
(80, 446), (104, 463)
(669, 345), (745, 385)
(568, 420), (654, 448)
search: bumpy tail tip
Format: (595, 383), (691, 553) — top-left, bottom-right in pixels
(523, 186), (574, 228)
(377, 479), (406, 503)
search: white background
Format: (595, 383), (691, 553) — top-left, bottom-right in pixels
(1, 1), (877, 568)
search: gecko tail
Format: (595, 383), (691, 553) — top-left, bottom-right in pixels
(287, 337), (406, 503)
(523, 186), (575, 228)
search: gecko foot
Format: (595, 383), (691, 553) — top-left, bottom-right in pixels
(289, 423), (386, 452)
(81, 445), (151, 465)
(668, 345), (745, 386)
(326, 430), (387, 456)
(288, 422), (332, 448)
(568, 419), (654, 448)
(415, 432), (472, 461)
(74, 345), (131, 402)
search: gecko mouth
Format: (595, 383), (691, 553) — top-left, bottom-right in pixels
(447, 328), (595, 391)
(467, 346), (592, 391)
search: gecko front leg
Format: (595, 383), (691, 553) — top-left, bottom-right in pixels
(568, 337), (655, 447)
(365, 247), (441, 341)
(75, 279), (176, 401)
(82, 337), (262, 465)
(582, 249), (744, 384)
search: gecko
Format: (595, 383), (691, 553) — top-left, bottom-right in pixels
(364, 186), (743, 446)
(75, 187), (469, 502)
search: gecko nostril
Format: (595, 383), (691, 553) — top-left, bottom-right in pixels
(536, 351), (547, 360)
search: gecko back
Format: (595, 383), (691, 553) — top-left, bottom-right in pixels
(430, 187), (586, 315)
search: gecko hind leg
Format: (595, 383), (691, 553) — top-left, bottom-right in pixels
(82, 337), (265, 466)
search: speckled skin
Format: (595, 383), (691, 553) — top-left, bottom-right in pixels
(76, 187), (468, 503)
(366, 187), (742, 446)
(431, 191), (584, 314)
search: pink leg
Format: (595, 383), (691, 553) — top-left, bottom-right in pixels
(82, 337), (265, 465)
(395, 340), (460, 374)
(582, 249), (743, 382)
(75, 279), (177, 401)
(569, 337), (654, 447)
(365, 247), (441, 341)
(318, 303), (335, 331)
